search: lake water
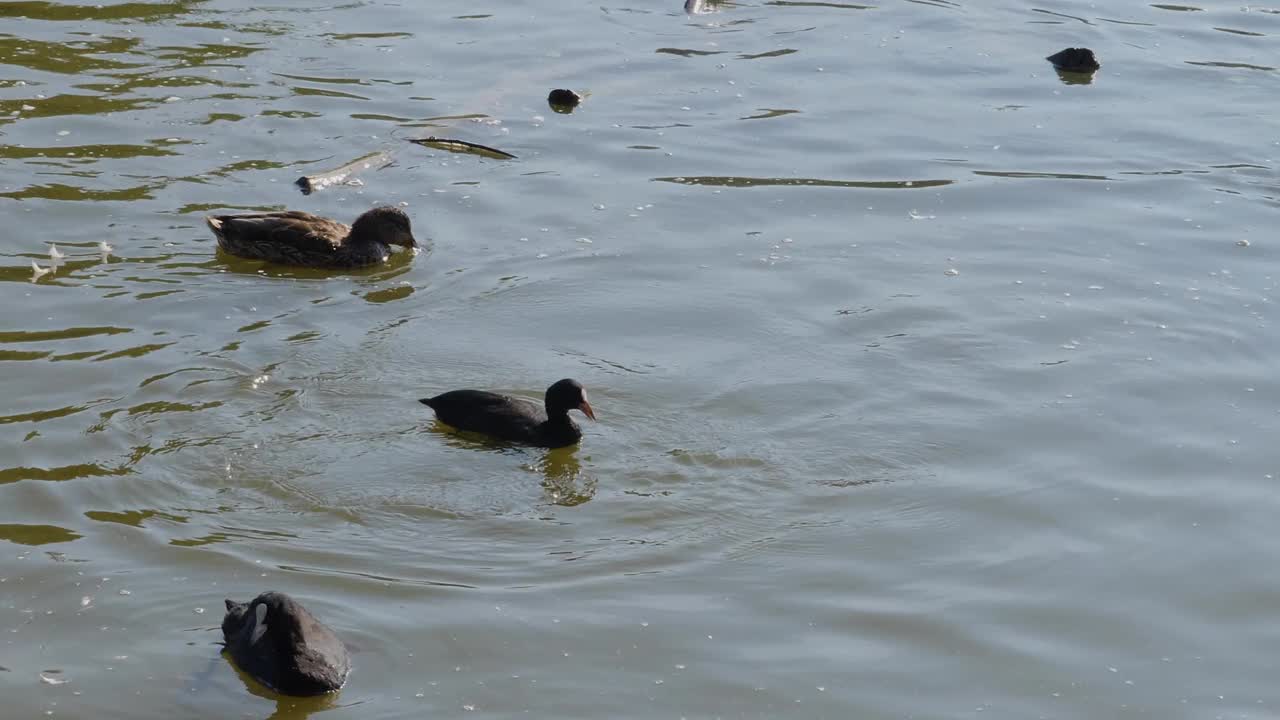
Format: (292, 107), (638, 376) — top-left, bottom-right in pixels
(2, 0), (1279, 717)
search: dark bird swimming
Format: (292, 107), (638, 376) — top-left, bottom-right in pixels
(1046, 47), (1100, 73)
(206, 206), (417, 268)
(420, 378), (596, 448)
(222, 591), (350, 696)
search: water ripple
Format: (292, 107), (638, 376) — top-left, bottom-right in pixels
(655, 175), (954, 189)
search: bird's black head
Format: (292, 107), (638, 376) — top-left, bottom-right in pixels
(223, 598), (249, 638)
(545, 378), (595, 420)
(352, 206), (418, 249)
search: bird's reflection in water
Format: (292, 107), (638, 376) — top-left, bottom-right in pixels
(531, 446), (597, 507)
(1054, 69), (1096, 86)
(427, 423), (598, 506)
(224, 651), (351, 720)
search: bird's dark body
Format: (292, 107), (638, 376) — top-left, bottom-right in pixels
(421, 388), (585, 448)
(422, 371), (601, 445)
(1046, 47), (1100, 73)
(206, 207), (415, 268)
(221, 591), (350, 696)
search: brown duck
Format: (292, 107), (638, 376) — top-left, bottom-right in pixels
(206, 206), (418, 268)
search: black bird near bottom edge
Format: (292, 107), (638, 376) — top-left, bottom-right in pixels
(222, 591), (350, 696)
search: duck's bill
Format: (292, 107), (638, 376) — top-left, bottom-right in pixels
(579, 400), (596, 421)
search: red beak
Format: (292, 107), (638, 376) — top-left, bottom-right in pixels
(578, 400), (596, 421)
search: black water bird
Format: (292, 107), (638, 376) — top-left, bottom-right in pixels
(419, 378), (596, 448)
(221, 592), (350, 696)
(547, 88), (582, 113)
(1046, 47), (1100, 73)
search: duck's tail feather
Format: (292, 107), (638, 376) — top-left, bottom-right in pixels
(205, 216), (226, 242)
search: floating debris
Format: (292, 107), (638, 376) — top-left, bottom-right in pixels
(1236, 239), (1250, 247)
(547, 88), (582, 113)
(944, 268), (959, 276)
(685, 0), (725, 14)
(295, 151), (394, 195)
(1046, 47), (1100, 73)
(407, 136), (516, 160)
(39, 671), (69, 685)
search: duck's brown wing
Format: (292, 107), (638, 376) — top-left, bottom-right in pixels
(207, 211), (351, 264)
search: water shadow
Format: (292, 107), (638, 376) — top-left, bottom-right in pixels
(1054, 68), (1096, 85)
(425, 421), (598, 506)
(211, 247), (421, 281)
(535, 447), (597, 507)
(215, 650), (351, 720)
(655, 175), (953, 189)
(0, 523), (82, 545)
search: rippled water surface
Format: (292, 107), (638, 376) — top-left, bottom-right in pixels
(3, 0), (1280, 717)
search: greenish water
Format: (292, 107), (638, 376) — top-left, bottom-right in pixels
(3, 1), (1279, 718)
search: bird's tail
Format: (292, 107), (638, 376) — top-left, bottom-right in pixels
(205, 216), (227, 245)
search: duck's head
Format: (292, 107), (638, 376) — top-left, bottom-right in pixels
(352, 206), (418, 249)
(222, 598), (250, 638)
(546, 378), (595, 420)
